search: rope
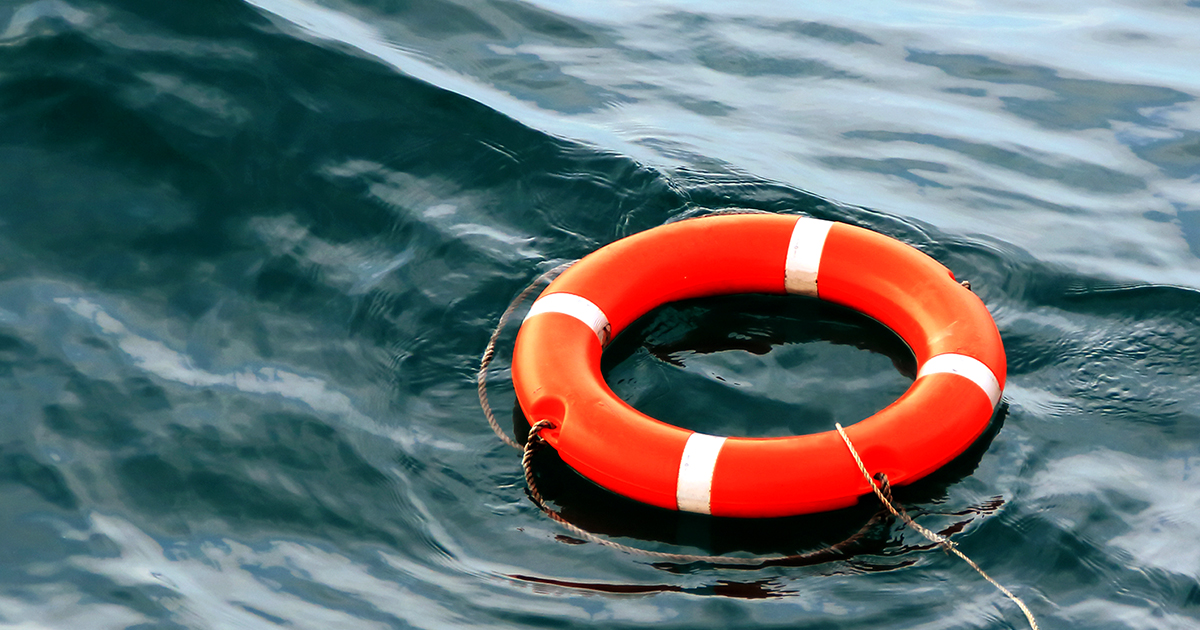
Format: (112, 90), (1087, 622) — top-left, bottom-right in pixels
(834, 423), (1040, 630)
(478, 257), (1038, 627)
(478, 262), (574, 449)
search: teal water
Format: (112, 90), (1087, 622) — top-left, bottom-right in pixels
(2, 0), (1200, 627)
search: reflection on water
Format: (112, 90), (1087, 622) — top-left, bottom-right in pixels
(603, 294), (916, 438)
(1, 0), (1200, 628)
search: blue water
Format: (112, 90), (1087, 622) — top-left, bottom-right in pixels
(2, 0), (1200, 628)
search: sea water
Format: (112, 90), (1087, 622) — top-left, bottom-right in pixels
(1, 1), (1199, 628)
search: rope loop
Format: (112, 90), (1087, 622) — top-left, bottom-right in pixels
(479, 262), (1038, 630)
(527, 419), (555, 443)
(522, 420), (556, 508)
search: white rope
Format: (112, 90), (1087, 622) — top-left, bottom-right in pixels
(834, 423), (1040, 630)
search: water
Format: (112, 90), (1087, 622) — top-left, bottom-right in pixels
(1, 0), (1199, 627)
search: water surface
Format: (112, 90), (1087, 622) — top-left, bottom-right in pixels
(2, 0), (1200, 628)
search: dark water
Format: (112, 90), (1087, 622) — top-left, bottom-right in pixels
(2, 0), (1200, 627)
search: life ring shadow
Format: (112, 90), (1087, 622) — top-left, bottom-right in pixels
(516, 402), (1006, 563)
(512, 293), (1008, 562)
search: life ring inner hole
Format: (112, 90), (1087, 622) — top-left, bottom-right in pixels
(601, 293), (917, 439)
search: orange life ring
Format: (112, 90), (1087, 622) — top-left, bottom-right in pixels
(512, 214), (1006, 518)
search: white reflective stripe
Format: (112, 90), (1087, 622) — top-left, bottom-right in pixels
(524, 293), (611, 345)
(676, 433), (727, 514)
(917, 353), (1002, 408)
(784, 217), (834, 296)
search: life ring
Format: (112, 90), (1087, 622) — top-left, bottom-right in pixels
(512, 214), (1005, 518)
